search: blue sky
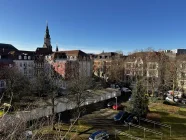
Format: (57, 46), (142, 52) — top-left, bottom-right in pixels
(1, 0), (186, 54)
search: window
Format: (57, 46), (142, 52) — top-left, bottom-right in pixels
(180, 81), (184, 86)
(28, 69), (32, 74)
(24, 70), (27, 75)
(126, 70), (131, 75)
(138, 63), (143, 68)
(28, 56), (31, 60)
(0, 55), (1, 59)
(24, 63), (27, 67)
(0, 81), (5, 88)
(149, 63), (156, 69)
(19, 55), (22, 59)
(24, 56), (27, 60)
(20, 63), (22, 67)
(126, 63), (131, 68)
(182, 63), (186, 69)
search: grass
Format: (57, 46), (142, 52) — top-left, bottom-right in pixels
(0, 110), (4, 117)
(34, 123), (93, 139)
(33, 101), (186, 140)
(118, 102), (186, 140)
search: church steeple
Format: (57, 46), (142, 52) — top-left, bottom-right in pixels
(45, 22), (50, 39)
(43, 22), (52, 52)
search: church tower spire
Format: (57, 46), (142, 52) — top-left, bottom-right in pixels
(43, 21), (52, 52)
(45, 22), (50, 39)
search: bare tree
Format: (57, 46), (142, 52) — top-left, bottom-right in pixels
(32, 67), (62, 130)
(108, 58), (125, 83)
(65, 60), (94, 116)
(0, 66), (32, 109)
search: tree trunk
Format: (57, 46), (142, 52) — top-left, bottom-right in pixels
(173, 80), (175, 102)
(52, 97), (55, 130)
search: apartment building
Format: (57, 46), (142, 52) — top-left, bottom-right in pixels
(13, 51), (35, 78)
(45, 50), (92, 79)
(176, 55), (186, 91)
(93, 52), (122, 79)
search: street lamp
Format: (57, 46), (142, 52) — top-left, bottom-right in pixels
(115, 97), (117, 111)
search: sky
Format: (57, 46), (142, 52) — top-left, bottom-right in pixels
(1, 0), (186, 54)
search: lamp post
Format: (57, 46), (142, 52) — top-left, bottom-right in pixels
(115, 96), (117, 111)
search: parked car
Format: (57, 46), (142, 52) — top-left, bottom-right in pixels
(121, 87), (131, 92)
(167, 90), (183, 99)
(165, 96), (179, 103)
(107, 101), (115, 108)
(124, 113), (139, 125)
(112, 103), (123, 110)
(89, 130), (109, 140)
(114, 111), (129, 122)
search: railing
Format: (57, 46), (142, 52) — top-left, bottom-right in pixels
(139, 118), (171, 136)
(115, 129), (143, 140)
(129, 123), (163, 140)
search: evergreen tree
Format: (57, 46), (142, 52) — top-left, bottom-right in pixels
(129, 80), (149, 117)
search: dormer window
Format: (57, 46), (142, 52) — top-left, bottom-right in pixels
(19, 55), (22, 60)
(0, 80), (5, 88)
(28, 56), (31, 60)
(24, 56), (27, 60)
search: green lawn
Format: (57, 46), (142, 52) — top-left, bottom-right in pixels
(34, 123), (93, 139)
(0, 110), (4, 117)
(33, 102), (186, 140)
(118, 102), (186, 140)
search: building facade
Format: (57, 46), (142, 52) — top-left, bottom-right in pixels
(45, 50), (92, 79)
(13, 51), (35, 78)
(93, 52), (122, 79)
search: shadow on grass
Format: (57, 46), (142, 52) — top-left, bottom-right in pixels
(162, 116), (186, 123)
(78, 127), (95, 135)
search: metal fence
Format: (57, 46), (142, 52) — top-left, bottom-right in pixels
(129, 123), (163, 140)
(139, 118), (171, 136)
(115, 129), (144, 140)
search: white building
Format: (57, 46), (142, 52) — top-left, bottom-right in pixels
(13, 51), (35, 78)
